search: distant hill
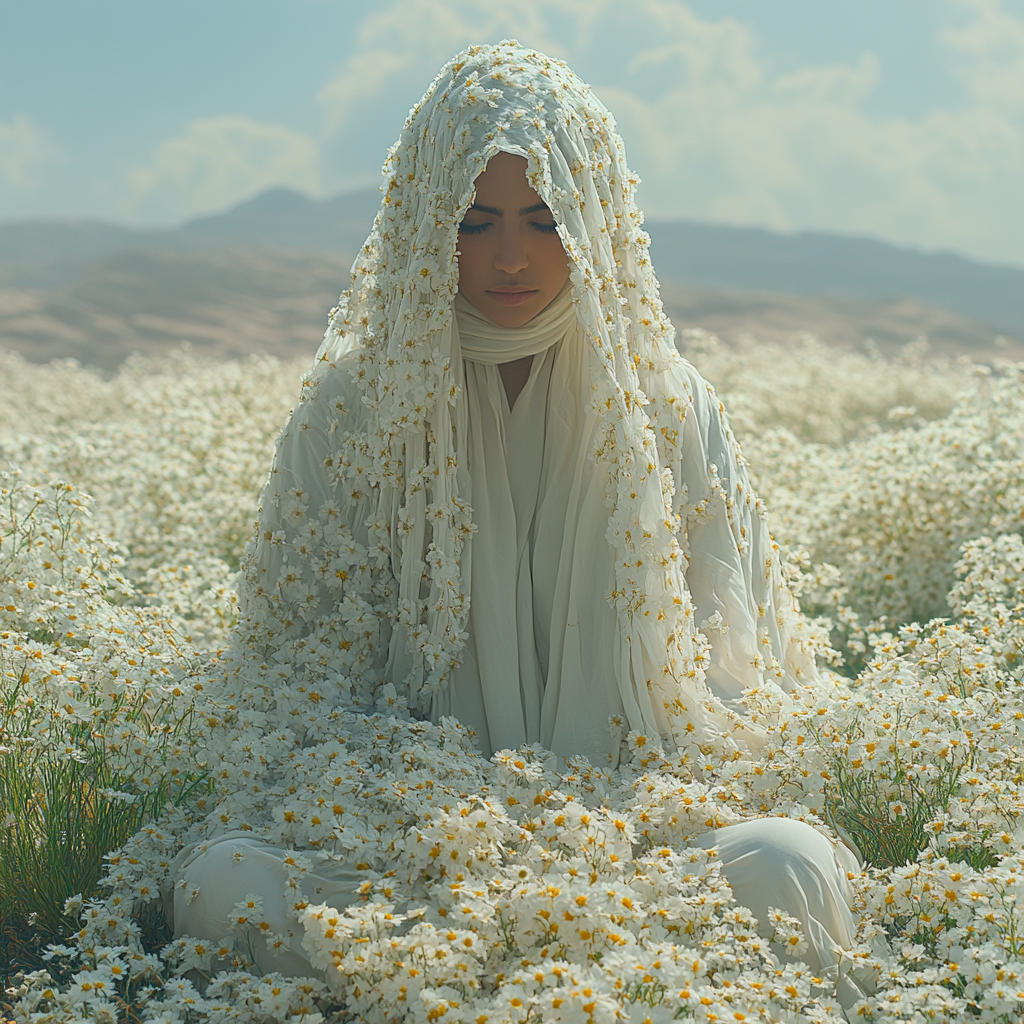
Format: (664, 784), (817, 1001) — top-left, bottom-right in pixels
(179, 188), (1024, 334)
(0, 187), (1020, 369)
(1, 187), (1021, 336)
(647, 222), (1023, 337)
(181, 188), (381, 253)
(0, 221), (171, 290)
(0, 247), (351, 368)
(0, 248), (1013, 372)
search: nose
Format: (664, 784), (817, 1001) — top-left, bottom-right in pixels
(494, 226), (529, 275)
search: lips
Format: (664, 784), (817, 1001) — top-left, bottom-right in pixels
(485, 289), (540, 306)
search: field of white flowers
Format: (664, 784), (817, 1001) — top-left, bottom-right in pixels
(2, 333), (1024, 1024)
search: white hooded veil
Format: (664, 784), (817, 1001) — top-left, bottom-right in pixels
(163, 47), (868, 1005)
(238, 40), (818, 766)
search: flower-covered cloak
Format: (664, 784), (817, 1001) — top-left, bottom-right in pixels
(234, 40), (818, 765)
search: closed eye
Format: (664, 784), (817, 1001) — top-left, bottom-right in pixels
(459, 222), (491, 235)
(531, 221), (559, 234)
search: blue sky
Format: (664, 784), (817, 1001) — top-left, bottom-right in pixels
(2, 0), (1022, 266)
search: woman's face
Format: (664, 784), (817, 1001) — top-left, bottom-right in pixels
(457, 152), (571, 327)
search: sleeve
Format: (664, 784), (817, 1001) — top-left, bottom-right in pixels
(655, 360), (820, 711)
(234, 353), (395, 718)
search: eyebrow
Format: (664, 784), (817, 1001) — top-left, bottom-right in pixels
(469, 201), (551, 216)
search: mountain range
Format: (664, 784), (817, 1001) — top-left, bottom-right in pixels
(0, 187), (1020, 370)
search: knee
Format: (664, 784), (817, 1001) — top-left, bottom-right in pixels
(763, 817), (833, 853)
(172, 839), (259, 940)
(696, 816), (848, 907)
(723, 816), (836, 860)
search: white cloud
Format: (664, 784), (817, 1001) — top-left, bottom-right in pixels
(942, 0), (1024, 112)
(125, 116), (323, 224)
(315, 0), (1024, 265)
(317, 0), (580, 135)
(313, 0), (583, 192)
(0, 115), (61, 194)
(595, 0), (1024, 264)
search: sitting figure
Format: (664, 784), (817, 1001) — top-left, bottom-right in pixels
(167, 40), (868, 1011)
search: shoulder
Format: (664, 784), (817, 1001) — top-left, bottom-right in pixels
(656, 351), (751, 511)
(261, 347), (376, 518)
(267, 348), (373, 496)
(652, 351), (728, 456)
(286, 347), (373, 438)
(671, 355), (721, 423)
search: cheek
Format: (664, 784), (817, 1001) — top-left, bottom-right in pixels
(541, 236), (570, 280)
(456, 237), (484, 288)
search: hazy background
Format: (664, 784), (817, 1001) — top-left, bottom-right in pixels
(3, 0), (1023, 264)
(1, 0), (1022, 369)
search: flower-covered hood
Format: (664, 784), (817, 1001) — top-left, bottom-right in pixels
(310, 40), (746, 745)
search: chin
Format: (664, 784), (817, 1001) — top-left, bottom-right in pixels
(484, 298), (547, 327)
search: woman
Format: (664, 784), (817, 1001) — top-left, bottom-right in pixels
(169, 41), (866, 1007)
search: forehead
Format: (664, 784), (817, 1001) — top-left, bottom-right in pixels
(472, 152), (539, 202)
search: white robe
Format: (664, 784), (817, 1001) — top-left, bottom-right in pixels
(432, 287), (789, 765)
(170, 331), (868, 1007)
(436, 322), (643, 763)
(169, 41), (870, 1010)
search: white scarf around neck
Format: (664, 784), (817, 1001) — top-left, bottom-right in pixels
(438, 286), (680, 764)
(454, 281), (576, 364)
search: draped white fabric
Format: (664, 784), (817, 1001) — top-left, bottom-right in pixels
(240, 292), (811, 764)
(168, 42), (867, 1011)
(453, 282), (577, 364)
(171, 818), (869, 1004)
(440, 283), (699, 764)
(249, 41), (828, 761)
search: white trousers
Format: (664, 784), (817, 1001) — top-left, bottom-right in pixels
(696, 817), (871, 1007)
(169, 817), (870, 1008)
